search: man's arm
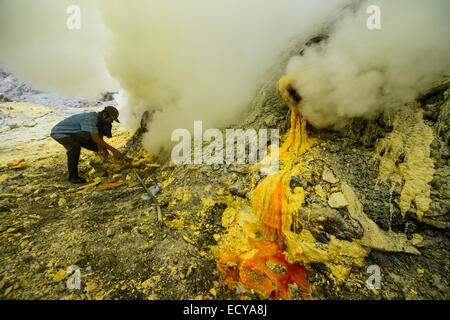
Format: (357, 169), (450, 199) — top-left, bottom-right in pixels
(90, 131), (124, 159)
(96, 134), (108, 156)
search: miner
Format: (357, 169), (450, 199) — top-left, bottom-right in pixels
(50, 106), (124, 183)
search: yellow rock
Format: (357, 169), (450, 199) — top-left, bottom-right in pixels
(0, 279), (5, 291)
(84, 281), (98, 293)
(185, 265), (195, 278)
(328, 192), (348, 208)
(147, 293), (159, 300)
(20, 240), (29, 248)
(163, 177), (175, 188)
(221, 207), (237, 228)
(0, 174), (8, 183)
(53, 269), (68, 282)
(314, 185), (326, 200)
(183, 235), (195, 245)
(322, 168), (339, 184)
(77, 177), (102, 191)
(141, 279), (152, 289)
(4, 286), (13, 296)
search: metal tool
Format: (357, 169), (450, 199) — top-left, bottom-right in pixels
(133, 169), (164, 229)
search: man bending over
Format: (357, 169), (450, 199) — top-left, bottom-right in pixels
(51, 106), (124, 183)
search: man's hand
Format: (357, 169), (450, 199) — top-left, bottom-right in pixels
(98, 148), (110, 158)
(90, 131), (124, 160)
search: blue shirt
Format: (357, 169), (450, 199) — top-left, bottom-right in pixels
(51, 112), (99, 139)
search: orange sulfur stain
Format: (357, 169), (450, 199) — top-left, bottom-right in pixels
(11, 158), (25, 166)
(98, 180), (124, 190)
(259, 179), (284, 243)
(219, 239), (310, 300)
(218, 168), (311, 299)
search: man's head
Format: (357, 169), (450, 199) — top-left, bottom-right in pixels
(102, 106), (120, 124)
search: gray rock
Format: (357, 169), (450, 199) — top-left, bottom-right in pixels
(265, 260), (286, 274)
(307, 203), (363, 241)
(23, 122), (37, 128)
(235, 284), (246, 294)
(289, 175), (306, 190)
(0, 94), (11, 102)
(431, 274), (447, 293)
(58, 198), (66, 207)
(264, 114), (279, 127)
(8, 123), (20, 130)
(229, 181), (247, 198)
(288, 283), (299, 299)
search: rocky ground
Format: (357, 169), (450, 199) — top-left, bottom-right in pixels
(0, 53), (449, 300)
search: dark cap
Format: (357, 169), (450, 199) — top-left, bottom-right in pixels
(103, 106), (120, 123)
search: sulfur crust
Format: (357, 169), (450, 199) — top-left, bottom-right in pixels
(375, 103), (435, 221)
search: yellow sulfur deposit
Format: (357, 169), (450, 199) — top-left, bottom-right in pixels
(375, 103), (435, 221)
(277, 76), (315, 162)
(52, 269), (68, 282)
(215, 77), (316, 299)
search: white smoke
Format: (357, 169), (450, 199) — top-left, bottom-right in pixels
(97, 0), (351, 153)
(284, 0), (450, 129)
(0, 0), (354, 152)
(0, 0), (118, 97)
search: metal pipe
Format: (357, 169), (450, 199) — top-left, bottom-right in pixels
(133, 169), (163, 229)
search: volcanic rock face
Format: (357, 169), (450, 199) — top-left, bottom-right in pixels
(336, 77), (450, 230)
(304, 202), (363, 242)
(212, 68), (449, 299)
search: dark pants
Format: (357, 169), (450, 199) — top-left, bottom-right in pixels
(52, 132), (98, 178)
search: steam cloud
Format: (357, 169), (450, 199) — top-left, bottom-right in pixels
(285, 0), (450, 129)
(0, 0), (117, 97)
(2, 1), (448, 151)
(0, 0), (349, 153)
(98, 0), (350, 153)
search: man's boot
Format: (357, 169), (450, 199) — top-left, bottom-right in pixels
(69, 176), (86, 184)
(67, 144), (86, 184)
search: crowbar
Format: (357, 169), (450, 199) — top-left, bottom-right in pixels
(133, 169), (164, 229)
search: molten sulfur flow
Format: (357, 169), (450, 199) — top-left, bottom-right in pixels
(215, 77), (314, 300)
